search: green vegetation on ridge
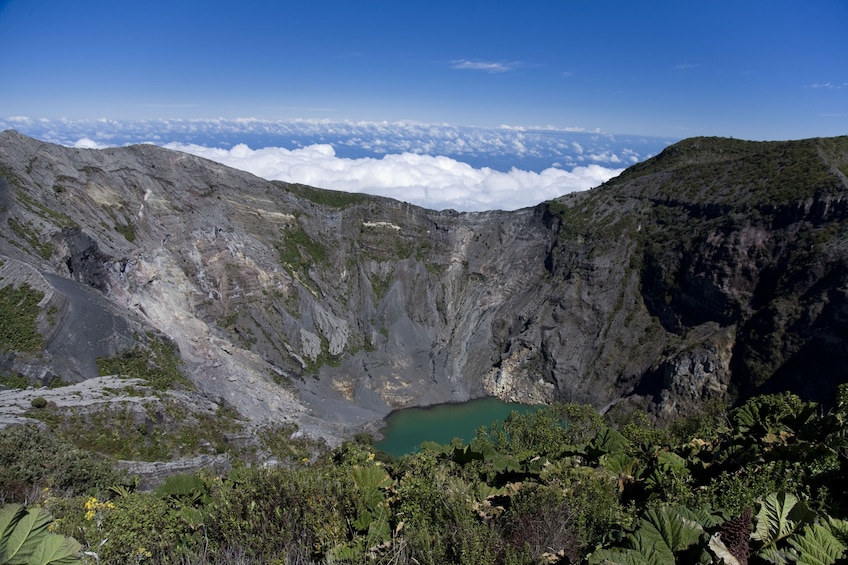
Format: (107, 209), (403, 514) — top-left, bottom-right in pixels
(613, 136), (848, 208)
(0, 282), (45, 352)
(276, 181), (370, 209)
(96, 338), (193, 391)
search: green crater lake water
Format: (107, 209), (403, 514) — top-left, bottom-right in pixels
(374, 397), (542, 457)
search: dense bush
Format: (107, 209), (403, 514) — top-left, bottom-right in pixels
(3, 388), (848, 563)
(0, 282), (45, 352)
(203, 465), (351, 562)
(0, 425), (127, 502)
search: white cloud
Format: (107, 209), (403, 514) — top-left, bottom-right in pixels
(0, 117), (672, 211)
(806, 82), (848, 89)
(1, 116), (666, 170)
(585, 151), (622, 164)
(73, 137), (107, 149)
(450, 59), (520, 73)
(165, 142), (621, 212)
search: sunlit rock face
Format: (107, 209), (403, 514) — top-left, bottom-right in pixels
(1, 130), (847, 439)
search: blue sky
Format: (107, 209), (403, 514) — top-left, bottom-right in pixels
(2, 0), (846, 139)
(1, 1), (846, 211)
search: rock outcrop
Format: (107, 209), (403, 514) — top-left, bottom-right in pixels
(1, 131), (847, 441)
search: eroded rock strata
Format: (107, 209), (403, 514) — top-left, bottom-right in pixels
(1, 131), (846, 442)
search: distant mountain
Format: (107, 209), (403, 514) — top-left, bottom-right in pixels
(1, 130), (846, 441)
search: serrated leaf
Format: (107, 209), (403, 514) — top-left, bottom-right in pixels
(656, 451), (688, 473)
(632, 506), (703, 556)
(600, 452), (641, 476)
(352, 512), (373, 532)
(366, 508), (391, 544)
(419, 440), (451, 454)
(469, 438), (498, 460)
(787, 522), (847, 565)
(352, 465), (393, 507)
(590, 505), (712, 565)
(826, 517), (848, 541)
(752, 492), (815, 548)
(490, 454), (521, 473)
(589, 547), (657, 565)
(588, 427), (630, 458)
(759, 544), (792, 565)
(673, 504), (723, 529)
(452, 440), (492, 464)
(734, 402), (759, 432)
(628, 528), (675, 561)
(476, 482), (501, 500)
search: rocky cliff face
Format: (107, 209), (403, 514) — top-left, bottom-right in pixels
(1, 131), (846, 441)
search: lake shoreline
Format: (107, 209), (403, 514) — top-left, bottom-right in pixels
(374, 396), (543, 457)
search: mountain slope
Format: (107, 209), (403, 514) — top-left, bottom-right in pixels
(0, 131), (846, 441)
(543, 136), (848, 418)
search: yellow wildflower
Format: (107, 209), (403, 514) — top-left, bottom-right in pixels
(83, 496), (115, 521)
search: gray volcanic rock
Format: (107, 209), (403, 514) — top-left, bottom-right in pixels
(1, 130), (847, 442)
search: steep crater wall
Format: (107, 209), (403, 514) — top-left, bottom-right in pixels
(1, 131), (847, 438)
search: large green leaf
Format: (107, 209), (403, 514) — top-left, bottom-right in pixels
(733, 402), (758, 432)
(637, 506), (705, 554)
(13, 535), (82, 565)
(0, 505), (28, 560)
(0, 504), (81, 564)
(2, 504), (52, 562)
(590, 505), (707, 564)
(752, 492), (816, 549)
(154, 473), (206, 503)
(787, 522), (847, 565)
(656, 451), (688, 474)
(673, 504), (723, 529)
(589, 547), (658, 565)
(419, 440), (451, 455)
(352, 465), (392, 508)
(365, 506), (391, 544)
(599, 452), (641, 477)
(588, 427), (630, 459)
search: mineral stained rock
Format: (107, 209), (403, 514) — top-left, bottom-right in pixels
(1, 131), (847, 441)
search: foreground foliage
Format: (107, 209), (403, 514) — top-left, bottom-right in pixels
(0, 504), (80, 565)
(2, 386), (848, 563)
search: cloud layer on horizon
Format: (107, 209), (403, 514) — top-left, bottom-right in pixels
(160, 142), (622, 211)
(1, 117), (671, 211)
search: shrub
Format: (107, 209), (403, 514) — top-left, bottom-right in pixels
(0, 373), (29, 389)
(64, 492), (191, 563)
(96, 338), (192, 391)
(0, 282), (45, 352)
(203, 465), (350, 562)
(0, 425), (126, 501)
